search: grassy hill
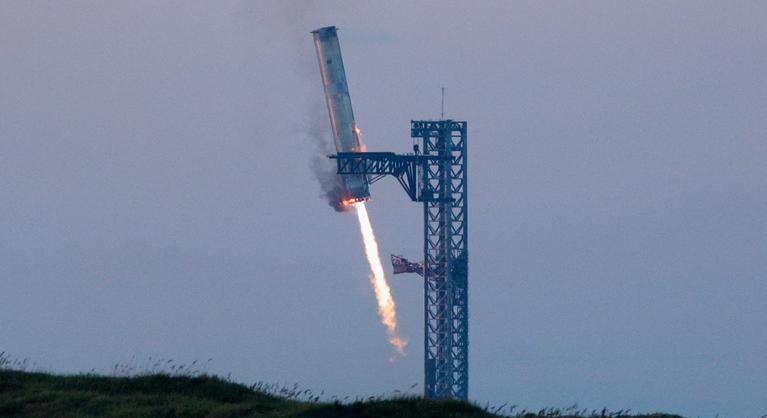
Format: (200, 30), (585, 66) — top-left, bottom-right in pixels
(0, 369), (683, 418)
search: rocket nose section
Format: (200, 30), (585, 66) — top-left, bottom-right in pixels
(311, 26), (338, 36)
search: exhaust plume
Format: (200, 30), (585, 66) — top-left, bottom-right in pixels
(353, 202), (407, 356)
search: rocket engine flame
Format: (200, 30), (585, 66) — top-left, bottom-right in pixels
(353, 202), (407, 356)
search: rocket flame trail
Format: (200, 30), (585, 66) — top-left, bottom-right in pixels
(353, 202), (407, 356)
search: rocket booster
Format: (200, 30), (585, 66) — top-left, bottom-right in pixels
(312, 26), (370, 205)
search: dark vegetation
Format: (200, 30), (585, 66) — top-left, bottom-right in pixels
(0, 355), (684, 418)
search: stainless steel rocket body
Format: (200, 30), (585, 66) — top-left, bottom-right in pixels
(312, 26), (370, 204)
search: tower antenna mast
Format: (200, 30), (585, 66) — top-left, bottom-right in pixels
(441, 87), (445, 119)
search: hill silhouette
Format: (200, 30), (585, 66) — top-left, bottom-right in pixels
(0, 369), (684, 418)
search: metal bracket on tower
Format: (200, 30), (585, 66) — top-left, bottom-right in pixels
(330, 152), (451, 203)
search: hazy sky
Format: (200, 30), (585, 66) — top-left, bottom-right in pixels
(1, 1), (765, 417)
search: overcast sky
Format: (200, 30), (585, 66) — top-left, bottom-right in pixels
(1, 1), (765, 417)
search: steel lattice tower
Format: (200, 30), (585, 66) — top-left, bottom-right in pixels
(331, 119), (468, 399)
(413, 120), (468, 399)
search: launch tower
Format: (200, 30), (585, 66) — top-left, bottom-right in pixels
(332, 120), (469, 399)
